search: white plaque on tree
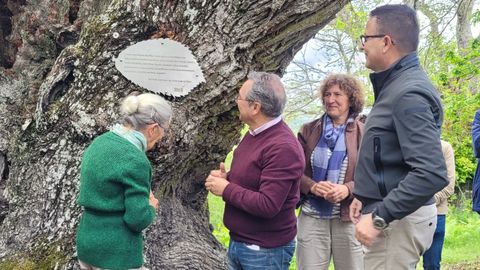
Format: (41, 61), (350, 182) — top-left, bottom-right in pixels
(114, 39), (205, 97)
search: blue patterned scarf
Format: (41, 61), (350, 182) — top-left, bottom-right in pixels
(111, 124), (147, 152)
(308, 114), (352, 218)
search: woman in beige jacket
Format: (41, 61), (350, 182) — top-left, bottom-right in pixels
(422, 140), (456, 270)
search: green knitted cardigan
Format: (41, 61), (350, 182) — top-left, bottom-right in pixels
(76, 132), (155, 270)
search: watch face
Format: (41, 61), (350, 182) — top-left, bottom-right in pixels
(373, 217), (387, 229)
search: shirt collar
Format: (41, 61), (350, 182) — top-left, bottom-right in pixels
(249, 116), (282, 136)
(370, 52), (419, 101)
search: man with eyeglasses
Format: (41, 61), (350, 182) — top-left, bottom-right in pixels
(349, 4), (448, 270)
(205, 71), (305, 270)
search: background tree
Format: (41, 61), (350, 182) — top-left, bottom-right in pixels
(0, 0), (349, 268)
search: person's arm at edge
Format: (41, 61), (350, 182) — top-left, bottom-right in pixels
(122, 159), (156, 233)
(343, 119), (365, 201)
(297, 123), (315, 195)
(434, 141), (455, 205)
(473, 110), (480, 158)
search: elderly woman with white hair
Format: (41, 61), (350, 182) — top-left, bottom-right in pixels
(76, 93), (172, 270)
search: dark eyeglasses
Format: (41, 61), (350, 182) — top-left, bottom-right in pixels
(235, 94), (254, 103)
(359, 34), (386, 46)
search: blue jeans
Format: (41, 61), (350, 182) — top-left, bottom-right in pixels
(227, 239), (295, 270)
(423, 215), (446, 270)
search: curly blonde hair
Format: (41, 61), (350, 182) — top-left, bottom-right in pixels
(318, 74), (365, 117)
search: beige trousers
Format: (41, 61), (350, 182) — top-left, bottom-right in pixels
(363, 204), (437, 270)
(296, 211), (364, 270)
(79, 260), (149, 270)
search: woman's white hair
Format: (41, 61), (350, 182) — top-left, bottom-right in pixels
(120, 93), (172, 130)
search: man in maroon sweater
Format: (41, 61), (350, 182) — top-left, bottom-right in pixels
(205, 71), (305, 270)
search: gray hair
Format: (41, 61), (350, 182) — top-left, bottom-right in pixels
(120, 93), (172, 130)
(245, 71), (286, 118)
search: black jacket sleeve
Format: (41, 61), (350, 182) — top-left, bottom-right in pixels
(376, 91), (449, 223)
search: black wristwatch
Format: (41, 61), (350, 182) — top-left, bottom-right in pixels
(372, 209), (388, 230)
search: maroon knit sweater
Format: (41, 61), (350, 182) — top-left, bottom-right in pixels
(222, 121), (305, 248)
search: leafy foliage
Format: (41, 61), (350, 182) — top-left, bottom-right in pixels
(473, 10), (480, 24)
(432, 39), (480, 186)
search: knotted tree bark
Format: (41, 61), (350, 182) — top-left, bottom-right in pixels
(0, 0), (347, 268)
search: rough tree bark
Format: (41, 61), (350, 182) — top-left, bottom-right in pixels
(455, 0), (474, 51)
(0, 0), (348, 269)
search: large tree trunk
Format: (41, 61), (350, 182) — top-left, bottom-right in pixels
(0, 0), (348, 268)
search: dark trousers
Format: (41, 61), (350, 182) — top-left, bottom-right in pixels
(423, 215), (446, 270)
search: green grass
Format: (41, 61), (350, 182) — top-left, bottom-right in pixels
(442, 205), (480, 265)
(209, 194), (229, 247)
(209, 195), (480, 269)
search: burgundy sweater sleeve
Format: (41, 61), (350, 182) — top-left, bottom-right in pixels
(222, 143), (304, 218)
